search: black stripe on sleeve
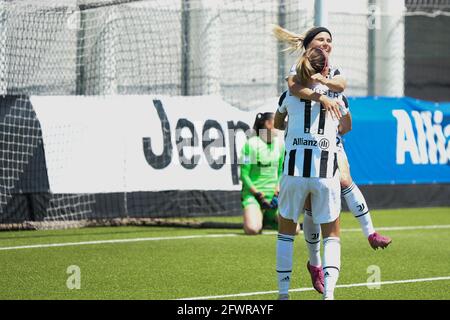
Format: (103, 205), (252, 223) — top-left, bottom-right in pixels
(302, 99), (311, 134)
(302, 149), (312, 178)
(288, 149), (296, 176)
(318, 103), (326, 135)
(282, 150), (287, 172)
(342, 95), (349, 109)
(319, 150), (329, 178)
(278, 91), (288, 107)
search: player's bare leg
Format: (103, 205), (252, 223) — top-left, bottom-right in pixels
(338, 151), (392, 250)
(243, 204), (263, 235)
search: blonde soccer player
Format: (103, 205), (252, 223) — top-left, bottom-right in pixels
(275, 47), (342, 300)
(274, 25), (391, 295)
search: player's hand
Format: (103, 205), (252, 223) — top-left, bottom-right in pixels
(319, 95), (342, 120)
(255, 192), (271, 210)
(270, 194), (279, 209)
(311, 73), (328, 85)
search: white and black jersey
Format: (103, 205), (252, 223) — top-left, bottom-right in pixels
(278, 90), (339, 178)
(337, 94), (350, 150)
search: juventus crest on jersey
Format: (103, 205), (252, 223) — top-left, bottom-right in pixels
(278, 89), (340, 179)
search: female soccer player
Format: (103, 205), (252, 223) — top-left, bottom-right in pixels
(274, 25), (391, 295)
(273, 25), (343, 118)
(336, 100), (392, 252)
(275, 47), (342, 300)
(240, 112), (284, 234)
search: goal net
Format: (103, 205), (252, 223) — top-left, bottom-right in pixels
(0, 0), (448, 230)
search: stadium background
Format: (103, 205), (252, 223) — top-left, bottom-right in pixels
(0, 0), (449, 303)
(0, 0), (449, 229)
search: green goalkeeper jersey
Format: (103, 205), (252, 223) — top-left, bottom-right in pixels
(240, 135), (285, 198)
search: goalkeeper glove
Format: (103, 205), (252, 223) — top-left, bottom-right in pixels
(270, 194), (279, 209)
(255, 192), (271, 210)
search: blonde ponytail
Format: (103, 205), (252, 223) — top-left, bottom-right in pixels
(272, 25), (316, 54)
(295, 55), (315, 86)
(272, 24), (304, 54)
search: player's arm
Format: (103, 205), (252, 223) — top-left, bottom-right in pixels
(338, 112), (352, 135)
(287, 76), (342, 119)
(274, 110), (287, 130)
(240, 143), (256, 192)
(338, 95), (352, 135)
(240, 143), (262, 196)
(310, 74), (347, 93)
(276, 144), (285, 192)
(275, 91), (288, 130)
(268, 144), (285, 209)
(240, 143), (271, 208)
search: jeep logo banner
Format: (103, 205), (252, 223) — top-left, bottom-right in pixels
(30, 95), (276, 193)
(30, 96), (450, 192)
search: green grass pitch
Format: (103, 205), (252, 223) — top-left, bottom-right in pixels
(0, 207), (449, 300)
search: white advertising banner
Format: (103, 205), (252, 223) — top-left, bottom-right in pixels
(31, 95), (279, 193)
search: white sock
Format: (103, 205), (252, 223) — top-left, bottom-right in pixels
(342, 183), (375, 237)
(322, 237), (341, 300)
(276, 233), (295, 295)
(303, 210), (321, 267)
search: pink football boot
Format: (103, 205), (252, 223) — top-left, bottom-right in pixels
(368, 232), (392, 250)
(307, 261), (324, 294)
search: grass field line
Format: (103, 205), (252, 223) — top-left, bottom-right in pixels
(0, 224), (449, 251)
(178, 276), (450, 300)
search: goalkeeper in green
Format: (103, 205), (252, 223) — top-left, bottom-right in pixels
(240, 112), (284, 234)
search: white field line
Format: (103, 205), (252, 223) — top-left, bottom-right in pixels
(0, 224), (449, 251)
(177, 276), (450, 300)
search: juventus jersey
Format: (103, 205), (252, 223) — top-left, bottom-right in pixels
(337, 94), (350, 150)
(278, 89), (339, 179)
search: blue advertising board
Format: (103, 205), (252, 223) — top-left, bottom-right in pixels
(343, 97), (450, 185)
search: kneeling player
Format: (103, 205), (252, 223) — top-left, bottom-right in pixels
(240, 112), (284, 234)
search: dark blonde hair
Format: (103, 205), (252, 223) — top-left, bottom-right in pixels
(272, 25), (316, 55)
(294, 47), (328, 86)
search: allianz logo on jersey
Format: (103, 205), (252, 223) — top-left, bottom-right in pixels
(293, 137), (330, 150)
(392, 110), (450, 165)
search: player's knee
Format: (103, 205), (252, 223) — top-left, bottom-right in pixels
(243, 219), (263, 235)
(340, 175), (353, 188)
(244, 225), (262, 235)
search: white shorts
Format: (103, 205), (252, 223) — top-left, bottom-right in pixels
(278, 175), (341, 224)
